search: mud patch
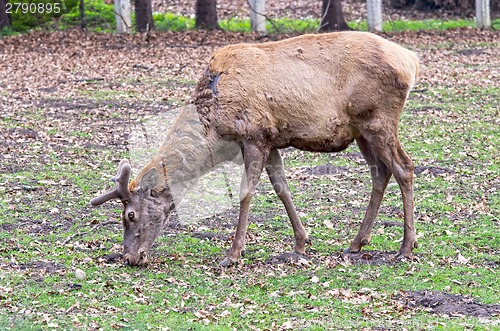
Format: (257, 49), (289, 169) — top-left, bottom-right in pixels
(266, 252), (310, 265)
(342, 152), (363, 161)
(410, 106), (443, 113)
(7, 128), (39, 139)
(0, 222), (17, 232)
(456, 48), (486, 56)
(301, 163), (348, 176)
(377, 221), (403, 227)
(414, 166), (455, 177)
(12, 261), (64, 274)
(102, 252), (123, 263)
(192, 232), (229, 241)
(339, 250), (399, 265)
(398, 290), (500, 317)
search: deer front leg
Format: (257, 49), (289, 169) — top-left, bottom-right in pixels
(265, 149), (310, 254)
(347, 136), (392, 253)
(220, 141), (268, 267)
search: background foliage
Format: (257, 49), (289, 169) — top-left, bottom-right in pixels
(2, 0), (499, 34)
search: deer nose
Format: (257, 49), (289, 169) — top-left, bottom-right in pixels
(123, 253), (138, 266)
(123, 250), (148, 266)
(138, 249), (149, 265)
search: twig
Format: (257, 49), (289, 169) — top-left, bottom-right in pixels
(74, 77), (105, 83)
(62, 220), (117, 245)
(246, 0), (282, 34)
(318, 0), (332, 31)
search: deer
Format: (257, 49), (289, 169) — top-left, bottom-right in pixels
(90, 31), (420, 267)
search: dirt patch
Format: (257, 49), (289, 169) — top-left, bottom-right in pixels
(0, 223), (17, 232)
(102, 252), (123, 264)
(266, 251), (310, 265)
(398, 290), (500, 317)
(377, 221), (404, 228)
(410, 105), (444, 113)
(342, 152), (364, 161)
(456, 48), (487, 56)
(301, 164), (349, 176)
(12, 261), (64, 274)
(339, 250), (400, 265)
(192, 232), (229, 241)
(7, 128), (39, 139)
(414, 166), (455, 177)
(14, 218), (58, 234)
(191, 207), (274, 231)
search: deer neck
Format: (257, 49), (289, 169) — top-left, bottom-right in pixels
(130, 105), (224, 199)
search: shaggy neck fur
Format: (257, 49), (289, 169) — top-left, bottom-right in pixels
(129, 105), (215, 194)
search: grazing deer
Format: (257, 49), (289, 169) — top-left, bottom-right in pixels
(91, 31), (420, 267)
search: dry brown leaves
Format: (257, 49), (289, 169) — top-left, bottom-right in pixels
(155, 0), (478, 21)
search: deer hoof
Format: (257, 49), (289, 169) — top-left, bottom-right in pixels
(343, 247), (360, 254)
(345, 237), (369, 253)
(396, 249), (413, 259)
(219, 257), (237, 267)
(394, 251), (418, 262)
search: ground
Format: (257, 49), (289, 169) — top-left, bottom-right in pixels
(156, 0), (497, 21)
(0, 27), (499, 330)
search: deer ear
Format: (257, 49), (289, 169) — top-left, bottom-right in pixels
(140, 168), (158, 191)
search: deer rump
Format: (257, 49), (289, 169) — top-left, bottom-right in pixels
(91, 31), (419, 267)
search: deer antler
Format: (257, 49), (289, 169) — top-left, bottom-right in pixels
(90, 159), (131, 206)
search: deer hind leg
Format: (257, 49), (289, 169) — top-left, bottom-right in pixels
(266, 149), (310, 254)
(348, 136), (392, 253)
(390, 143), (417, 257)
(220, 140), (268, 267)
(361, 131), (417, 257)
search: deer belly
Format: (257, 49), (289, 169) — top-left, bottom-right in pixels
(289, 124), (359, 153)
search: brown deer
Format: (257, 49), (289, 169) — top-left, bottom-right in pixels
(91, 31), (420, 267)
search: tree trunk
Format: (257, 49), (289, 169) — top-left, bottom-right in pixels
(80, 0), (87, 29)
(135, 0), (154, 32)
(0, 0), (11, 30)
(195, 0), (220, 30)
(319, 0), (350, 32)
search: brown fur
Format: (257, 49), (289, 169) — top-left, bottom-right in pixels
(196, 32), (419, 153)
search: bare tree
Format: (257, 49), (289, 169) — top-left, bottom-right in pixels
(135, 0), (154, 32)
(0, 0), (11, 30)
(196, 0), (220, 30)
(319, 0), (351, 31)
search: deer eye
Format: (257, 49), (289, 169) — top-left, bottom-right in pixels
(128, 211), (135, 221)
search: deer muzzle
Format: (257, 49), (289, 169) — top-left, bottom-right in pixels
(123, 249), (148, 266)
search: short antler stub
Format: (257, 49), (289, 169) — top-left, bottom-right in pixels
(90, 159), (131, 206)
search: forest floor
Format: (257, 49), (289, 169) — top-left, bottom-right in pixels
(0, 26), (499, 330)
(156, 0), (494, 21)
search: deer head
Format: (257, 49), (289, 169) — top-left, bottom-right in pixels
(91, 159), (175, 266)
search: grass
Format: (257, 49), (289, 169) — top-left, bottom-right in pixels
(0, 31), (499, 330)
